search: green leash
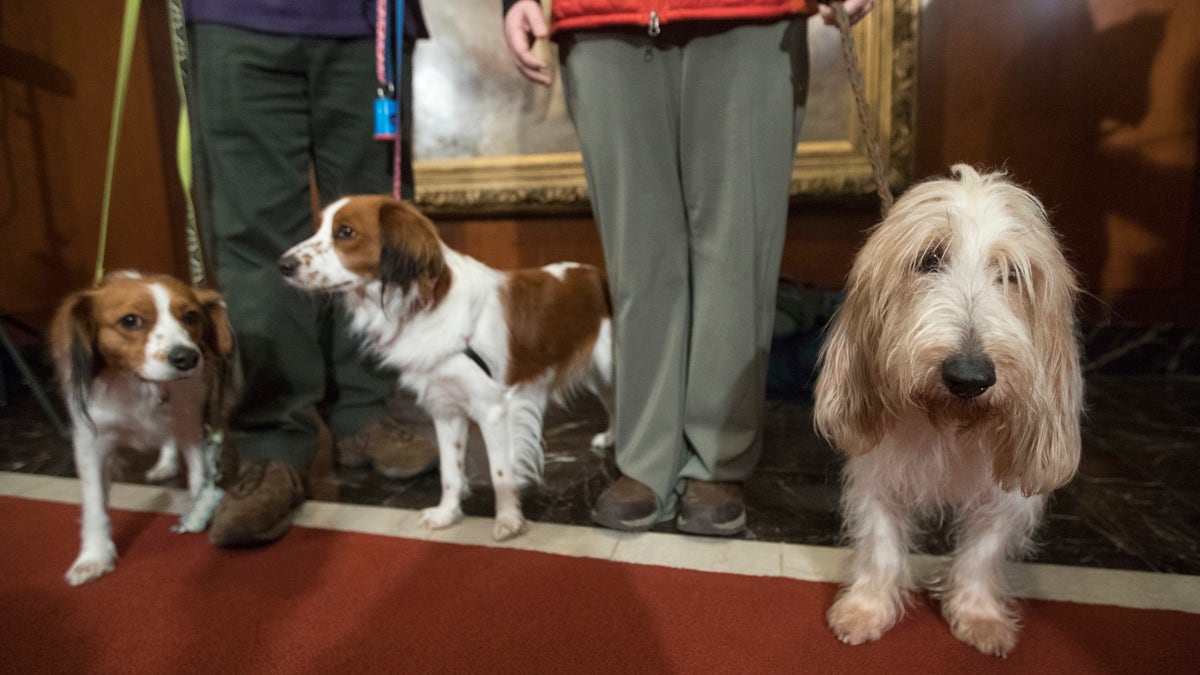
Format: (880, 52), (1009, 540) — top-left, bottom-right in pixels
(94, 0), (142, 286)
(99, 0), (223, 530)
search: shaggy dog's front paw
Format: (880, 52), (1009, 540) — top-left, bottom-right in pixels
(827, 591), (900, 645)
(948, 612), (1019, 657)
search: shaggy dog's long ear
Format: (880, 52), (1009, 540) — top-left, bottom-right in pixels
(813, 284), (888, 456)
(378, 199), (448, 307)
(194, 288), (240, 429)
(993, 243), (1084, 496)
(48, 290), (98, 421)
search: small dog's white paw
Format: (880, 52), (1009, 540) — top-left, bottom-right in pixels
(419, 506), (463, 530)
(590, 430), (614, 451)
(144, 465), (177, 483)
(145, 461), (178, 483)
(827, 592), (899, 646)
(948, 612), (1019, 657)
(492, 511), (528, 541)
(65, 548), (117, 586)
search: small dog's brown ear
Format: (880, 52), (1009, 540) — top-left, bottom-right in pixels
(195, 288), (236, 358)
(378, 199), (446, 304)
(194, 287), (240, 428)
(48, 290), (98, 419)
(813, 289), (888, 456)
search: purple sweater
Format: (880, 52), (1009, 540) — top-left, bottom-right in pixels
(186, 0), (427, 39)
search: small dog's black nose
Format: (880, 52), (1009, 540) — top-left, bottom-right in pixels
(167, 346), (200, 372)
(941, 354), (996, 399)
(279, 255), (300, 277)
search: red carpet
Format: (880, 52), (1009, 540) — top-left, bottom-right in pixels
(1, 495), (1195, 674)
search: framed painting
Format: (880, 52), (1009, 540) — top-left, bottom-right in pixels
(412, 0), (918, 215)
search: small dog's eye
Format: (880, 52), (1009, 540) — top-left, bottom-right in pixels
(917, 249), (944, 274)
(181, 310), (201, 325)
(335, 224), (356, 240)
(119, 314), (144, 330)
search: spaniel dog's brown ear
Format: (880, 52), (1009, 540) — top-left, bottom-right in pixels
(48, 290), (98, 421)
(193, 287), (240, 428)
(194, 288), (236, 358)
(378, 199), (447, 306)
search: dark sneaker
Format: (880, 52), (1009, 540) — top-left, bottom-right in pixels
(676, 480), (747, 537)
(208, 461), (306, 547)
(336, 416), (438, 480)
(591, 475), (664, 532)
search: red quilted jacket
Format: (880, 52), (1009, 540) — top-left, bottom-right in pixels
(511, 0), (819, 35)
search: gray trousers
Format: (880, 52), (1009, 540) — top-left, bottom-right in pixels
(560, 17), (809, 514)
(189, 25), (415, 467)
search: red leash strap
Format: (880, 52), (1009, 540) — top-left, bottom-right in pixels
(375, 0), (402, 200)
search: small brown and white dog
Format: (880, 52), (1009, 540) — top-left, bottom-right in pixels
(814, 165), (1083, 656)
(50, 271), (238, 586)
(280, 196), (613, 541)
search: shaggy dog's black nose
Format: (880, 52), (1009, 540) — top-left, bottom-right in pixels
(168, 346), (200, 372)
(941, 354), (996, 399)
(279, 255), (300, 277)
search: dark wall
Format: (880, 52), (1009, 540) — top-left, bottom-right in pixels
(3, 0), (1196, 333)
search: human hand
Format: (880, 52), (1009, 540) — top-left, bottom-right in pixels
(819, 0), (875, 27)
(504, 0), (552, 86)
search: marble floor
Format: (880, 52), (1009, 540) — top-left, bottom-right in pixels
(2, 321), (1198, 576)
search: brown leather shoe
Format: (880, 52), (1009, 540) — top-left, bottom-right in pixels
(676, 480), (747, 537)
(336, 416), (438, 479)
(208, 461), (305, 548)
(591, 475), (664, 532)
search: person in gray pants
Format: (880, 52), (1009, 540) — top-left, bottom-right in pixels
(502, 0), (875, 535)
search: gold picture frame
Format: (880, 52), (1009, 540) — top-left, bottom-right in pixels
(411, 0), (918, 215)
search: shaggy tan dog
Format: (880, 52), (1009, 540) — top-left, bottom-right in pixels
(815, 165), (1083, 656)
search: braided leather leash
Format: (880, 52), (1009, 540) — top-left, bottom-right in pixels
(825, 0), (894, 217)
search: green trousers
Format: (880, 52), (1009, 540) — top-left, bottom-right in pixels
(560, 17), (809, 515)
(188, 24), (415, 467)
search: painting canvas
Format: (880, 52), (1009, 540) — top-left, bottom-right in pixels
(412, 0), (917, 214)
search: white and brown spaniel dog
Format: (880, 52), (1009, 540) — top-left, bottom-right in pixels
(280, 196), (613, 540)
(50, 271), (238, 585)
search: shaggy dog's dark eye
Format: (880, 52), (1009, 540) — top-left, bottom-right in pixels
(181, 310), (201, 326)
(119, 314), (145, 330)
(335, 225), (356, 240)
(917, 248), (945, 274)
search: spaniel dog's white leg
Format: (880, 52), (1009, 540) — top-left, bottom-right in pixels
(588, 321), (615, 452)
(66, 427), (118, 586)
(181, 439), (207, 500)
(419, 413), (469, 531)
(588, 378), (615, 452)
(145, 439), (179, 482)
(828, 456), (914, 645)
(172, 407), (208, 498)
(476, 403), (527, 541)
(939, 490), (1043, 656)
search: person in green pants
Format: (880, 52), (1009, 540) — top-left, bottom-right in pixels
(187, 0), (436, 546)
